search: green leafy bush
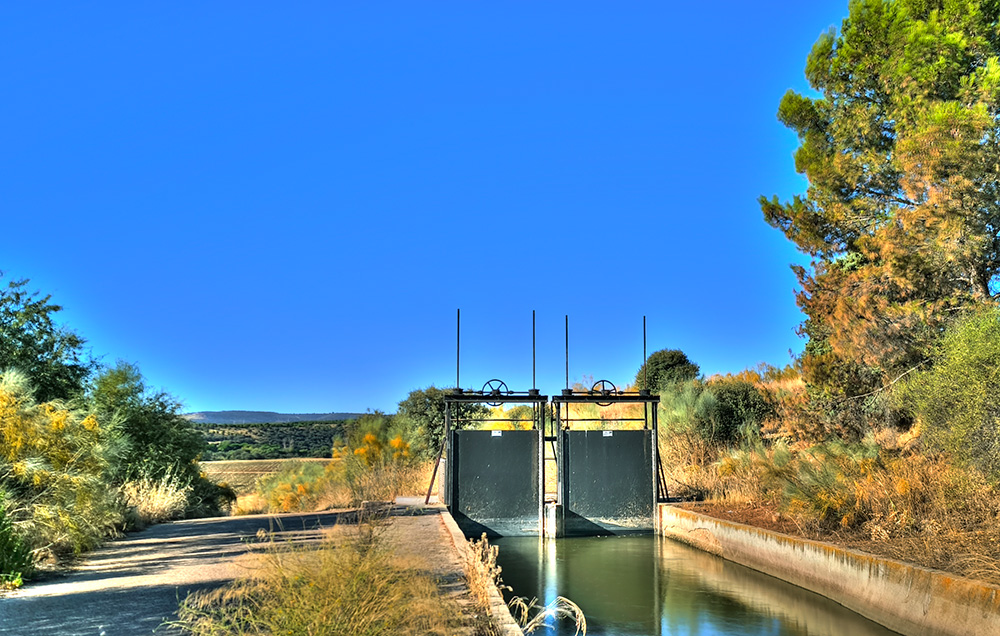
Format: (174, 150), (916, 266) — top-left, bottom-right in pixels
(635, 349), (700, 393)
(899, 308), (1000, 480)
(0, 496), (32, 588)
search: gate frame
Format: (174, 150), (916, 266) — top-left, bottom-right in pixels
(444, 388), (548, 536)
(551, 387), (661, 532)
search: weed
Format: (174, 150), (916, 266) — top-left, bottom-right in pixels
(175, 517), (461, 636)
(509, 596), (587, 636)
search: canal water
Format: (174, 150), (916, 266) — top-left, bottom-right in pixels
(493, 535), (900, 636)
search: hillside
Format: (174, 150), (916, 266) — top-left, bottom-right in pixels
(195, 420), (349, 460)
(184, 410), (365, 424)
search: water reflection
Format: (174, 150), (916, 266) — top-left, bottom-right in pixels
(493, 535), (899, 636)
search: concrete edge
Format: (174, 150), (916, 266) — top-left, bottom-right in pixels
(659, 504), (1000, 636)
(436, 504), (523, 636)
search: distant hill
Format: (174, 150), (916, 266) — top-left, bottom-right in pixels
(184, 410), (365, 425)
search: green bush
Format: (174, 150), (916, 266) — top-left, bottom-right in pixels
(899, 308), (1000, 480)
(702, 379), (774, 444)
(0, 497), (32, 588)
(635, 349), (700, 393)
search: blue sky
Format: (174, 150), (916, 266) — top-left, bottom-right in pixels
(2, 2), (848, 414)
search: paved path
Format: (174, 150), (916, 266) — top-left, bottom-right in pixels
(0, 503), (470, 636)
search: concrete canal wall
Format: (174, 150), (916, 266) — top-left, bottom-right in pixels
(437, 504), (523, 636)
(659, 504), (1000, 636)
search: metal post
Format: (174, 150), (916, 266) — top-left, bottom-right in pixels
(425, 438), (446, 505)
(564, 315), (569, 391)
(537, 396), (544, 537)
(444, 401), (453, 510)
(532, 310), (536, 390)
(643, 315), (647, 391)
(556, 402), (564, 507)
(456, 309), (461, 390)
(652, 401), (661, 505)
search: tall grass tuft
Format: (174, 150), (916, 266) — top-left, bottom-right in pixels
(121, 467), (192, 526)
(175, 519), (462, 636)
(464, 533), (509, 613)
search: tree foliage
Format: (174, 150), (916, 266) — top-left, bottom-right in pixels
(0, 276), (94, 402)
(90, 362), (206, 486)
(761, 0), (1000, 404)
(899, 307), (1000, 480)
(395, 386), (489, 459)
(635, 349), (700, 393)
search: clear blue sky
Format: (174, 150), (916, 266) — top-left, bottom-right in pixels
(2, 2), (848, 414)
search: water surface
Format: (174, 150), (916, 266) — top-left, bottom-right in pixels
(494, 535), (900, 636)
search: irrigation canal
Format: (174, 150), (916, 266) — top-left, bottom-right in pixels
(493, 534), (900, 636)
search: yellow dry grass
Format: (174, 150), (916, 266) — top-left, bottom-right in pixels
(201, 458), (335, 494)
(175, 516), (465, 636)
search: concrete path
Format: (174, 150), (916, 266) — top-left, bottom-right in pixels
(0, 511), (347, 636)
(0, 503), (473, 636)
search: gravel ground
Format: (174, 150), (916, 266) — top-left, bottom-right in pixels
(0, 504), (466, 636)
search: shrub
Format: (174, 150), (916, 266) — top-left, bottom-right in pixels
(0, 496), (32, 588)
(0, 370), (122, 556)
(258, 461), (344, 513)
(899, 308), (1000, 481)
(635, 349), (699, 393)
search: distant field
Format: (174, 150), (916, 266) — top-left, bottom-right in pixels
(201, 458), (336, 494)
(195, 420), (348, 460)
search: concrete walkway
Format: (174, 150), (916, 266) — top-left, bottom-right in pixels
(0, 506), (465, 636)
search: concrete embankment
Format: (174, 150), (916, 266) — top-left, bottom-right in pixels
(659, 504), (1000, 636)
(429, 501), (523, 636)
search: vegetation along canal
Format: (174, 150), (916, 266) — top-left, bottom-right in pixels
(494, 535), (900, 636)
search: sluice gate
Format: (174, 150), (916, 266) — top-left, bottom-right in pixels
(553, 389), (660, 536)
(439, 311), (663, 537)
(445, 387), (547, 538)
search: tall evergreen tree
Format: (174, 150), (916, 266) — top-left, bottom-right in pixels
(762, 0), (1000, 406)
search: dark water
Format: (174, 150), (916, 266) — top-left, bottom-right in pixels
(493, 535), (901, 636)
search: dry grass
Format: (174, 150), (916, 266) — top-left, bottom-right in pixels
(231, 459), (435, 516)
(509, 597), (587, 636)
(689, 436), (1000, 586)
(121, 470), (192, 525)
(175, 516), (464, 636)
(201, 459), (335, 495)
(464, 533), (508, 614)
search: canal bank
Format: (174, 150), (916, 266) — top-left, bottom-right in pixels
(658, 504), (1000, 636)
(405, 499), (523, 636)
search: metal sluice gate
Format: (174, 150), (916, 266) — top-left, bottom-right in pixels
(443, 383), (660, 537)
(438, 312), (665, 538)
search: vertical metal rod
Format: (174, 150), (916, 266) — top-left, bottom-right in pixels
(643, 315), (648, 391)
(564, 314), (569, 390)
(444, 401), (453, 508)
(537, 396), (544, 536)
(456, 308), (460, 390)
(532, 309), (536, 390)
